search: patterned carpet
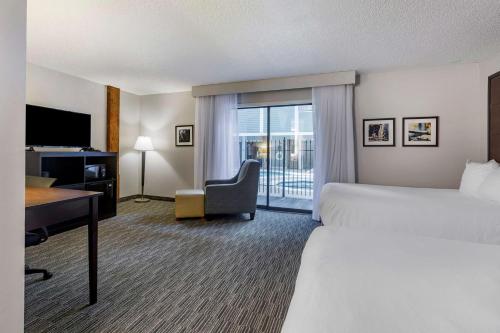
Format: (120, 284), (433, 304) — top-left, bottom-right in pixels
(25, 200), (318, 333)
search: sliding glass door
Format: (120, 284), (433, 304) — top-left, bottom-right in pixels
(268, 105), (314, 210)
(238, 104), (314, 212)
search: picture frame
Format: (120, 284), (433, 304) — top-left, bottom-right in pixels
(402, 116), (439, 147)
(363, 118), (395, 147)
(175, 125), (194, 147)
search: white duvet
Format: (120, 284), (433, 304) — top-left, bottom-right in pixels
(319, 183), (500, 244)
(282, 228), (500, 333)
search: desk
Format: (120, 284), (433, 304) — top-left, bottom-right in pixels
(25, 187), (102, 304)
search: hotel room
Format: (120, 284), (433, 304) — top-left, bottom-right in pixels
(2, 1), (500, 332)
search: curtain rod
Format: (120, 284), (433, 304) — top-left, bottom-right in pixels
(192, 71), (356, 97)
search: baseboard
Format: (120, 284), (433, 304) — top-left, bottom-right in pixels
(119, 194), (175, 202)
(144, 195), (175, 202)
(119, 195), (139, 202)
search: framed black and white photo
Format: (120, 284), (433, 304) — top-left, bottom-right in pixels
(175, 125), (194, 146)
(402, 116), (439, 147)
(363, 118), (395, 147)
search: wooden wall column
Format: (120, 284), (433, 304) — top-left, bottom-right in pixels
(107, 86), (120, 200)
(489, 72), (500, 161)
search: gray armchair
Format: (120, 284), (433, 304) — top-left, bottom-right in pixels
(205, 159), (261, 220)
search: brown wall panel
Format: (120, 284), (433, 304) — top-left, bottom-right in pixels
(107, 86), (120, 199)
(490, 75), (500, 107)
(489, 73), (500, 162)
(107, 86), (120, 152)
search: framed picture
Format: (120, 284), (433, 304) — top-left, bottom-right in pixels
(175, 125), (194, 146)
(402, 116), (439, 147)
(363, 118), (395, 146)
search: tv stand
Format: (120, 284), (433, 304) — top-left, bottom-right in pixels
(26, 151), (117, 233)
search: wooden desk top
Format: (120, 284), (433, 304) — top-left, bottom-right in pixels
(26, 187), (102, 209)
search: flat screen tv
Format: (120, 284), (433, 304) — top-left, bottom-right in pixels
(26, 104), (91, 148)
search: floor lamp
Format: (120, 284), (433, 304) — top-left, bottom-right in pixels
(134, 136), (154, 203)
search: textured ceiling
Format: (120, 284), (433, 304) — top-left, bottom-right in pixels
(27, 0), (500, 95)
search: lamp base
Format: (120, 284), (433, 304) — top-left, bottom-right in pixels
(135, 197), (150, 203)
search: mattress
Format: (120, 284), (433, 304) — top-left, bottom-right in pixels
(319, 183), (500, 244)
(282, 227), (500, 333)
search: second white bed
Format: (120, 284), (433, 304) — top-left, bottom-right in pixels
(282, 227), (500, 333)
(319, 183), (500, 244)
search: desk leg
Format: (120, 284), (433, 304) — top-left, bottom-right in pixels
(88, 196), (98, 304)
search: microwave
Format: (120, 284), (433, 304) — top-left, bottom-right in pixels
(85, 164), (107, 180)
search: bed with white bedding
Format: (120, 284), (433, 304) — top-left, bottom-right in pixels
(282, 227), (500, 333)
(319, 183), (500, 244)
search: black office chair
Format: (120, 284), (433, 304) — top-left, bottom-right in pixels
(25, 175), (57, 280)
(25, 229), (52, 280)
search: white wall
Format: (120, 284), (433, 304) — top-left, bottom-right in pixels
(138, 63), (491, 195)
(25, 64), (194, 199)
(355, 63), (482, 189)
(119, 91), (141, 197)
(26, 63), (107, 151)
(26, 56), (500, 199)
(26, 64), (141, 198)
(0, 0), (26, 331)
(140, 92), (195, 197)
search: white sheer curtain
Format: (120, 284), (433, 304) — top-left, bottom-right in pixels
(312, 85), (355, 220)
(194, 94), (239, 189)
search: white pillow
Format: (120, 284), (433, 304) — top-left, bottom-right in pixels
(478, 167), (500, 203)
(459, 160), (499, 197)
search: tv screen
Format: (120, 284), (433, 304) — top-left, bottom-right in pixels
(26, 104), (91, 148)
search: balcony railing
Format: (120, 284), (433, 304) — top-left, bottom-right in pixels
(239, 137), (314, 200)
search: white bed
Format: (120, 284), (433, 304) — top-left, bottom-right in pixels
(282, 227), (500, 333)
(319, 183), (500, 244)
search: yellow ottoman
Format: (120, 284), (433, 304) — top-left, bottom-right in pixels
(175, 189), (205, 219)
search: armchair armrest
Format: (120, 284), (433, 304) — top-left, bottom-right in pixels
(205, 176), (237, 186)
(205, 183), (240, 197)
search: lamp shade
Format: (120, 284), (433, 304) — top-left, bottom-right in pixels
(134, 136), (154, 151)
